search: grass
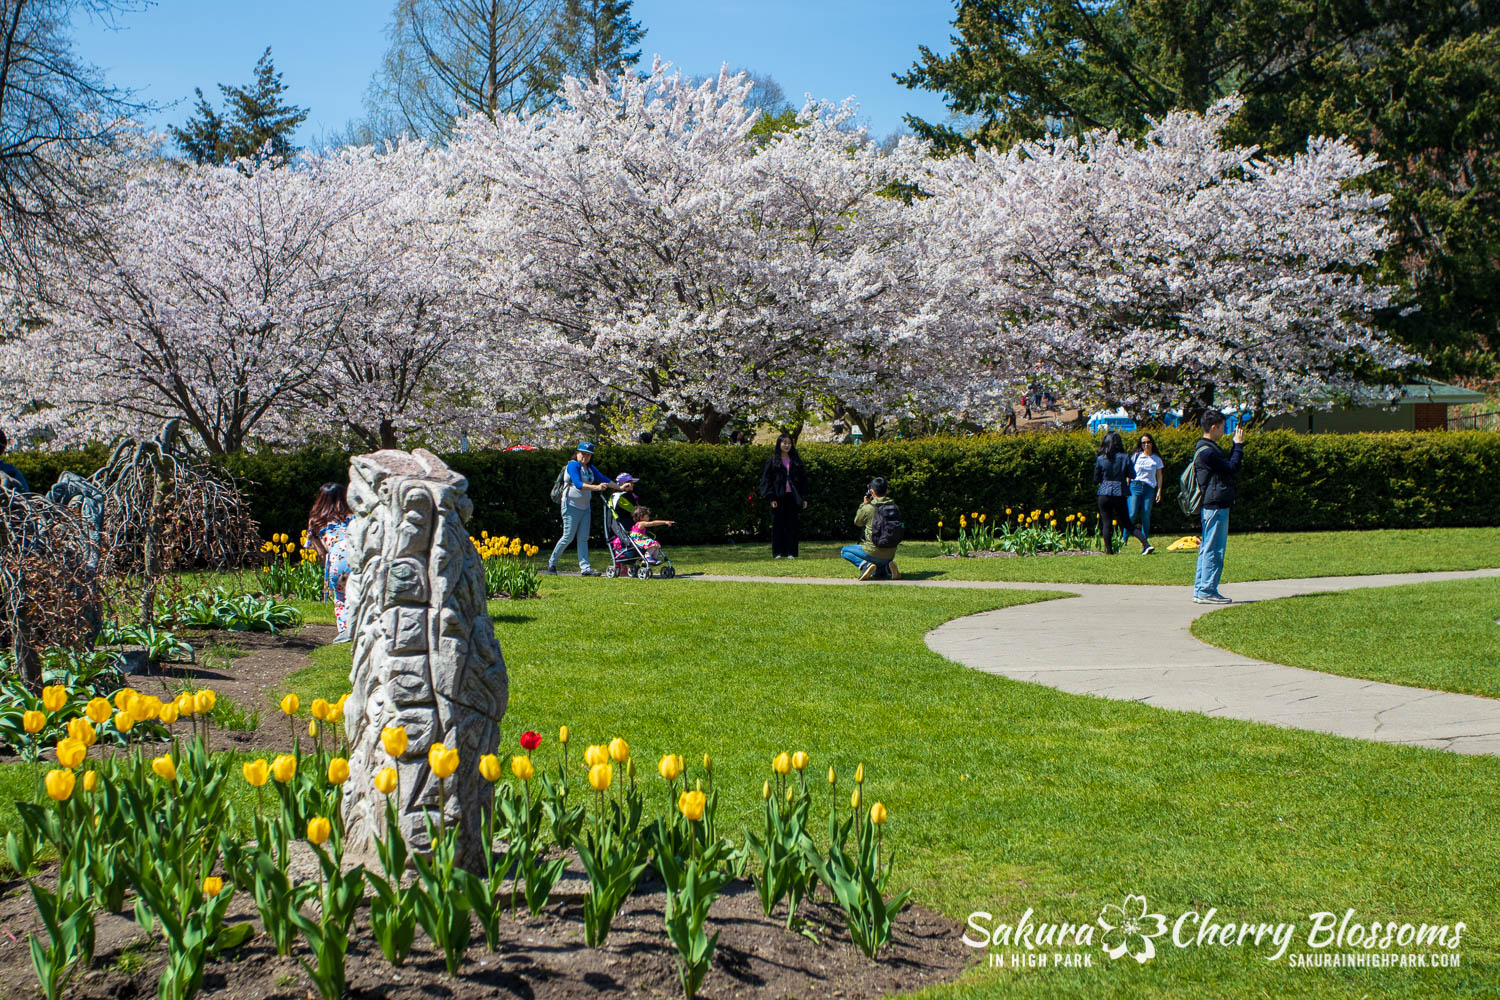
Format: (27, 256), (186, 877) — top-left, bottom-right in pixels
(279, 576), (1498, 999)
(658, 527), (1500, 585)
(1193, 578), (1500, 698)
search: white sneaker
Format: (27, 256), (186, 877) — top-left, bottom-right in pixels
(774, 555), (783, 560)
(858, 561), (877, 581)
(787, 555), (795, 560)
(1142, 545), (1155, 555)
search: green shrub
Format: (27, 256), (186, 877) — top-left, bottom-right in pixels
(11, 430), (1498, 546)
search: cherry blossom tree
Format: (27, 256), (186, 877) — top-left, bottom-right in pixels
(444, 62), (935, 442)
(913, 98), (1413, 418)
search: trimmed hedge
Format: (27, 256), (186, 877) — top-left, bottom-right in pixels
(10, 430), (1499, 546)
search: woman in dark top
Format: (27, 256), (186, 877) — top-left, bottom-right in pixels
(1093, 432), (1153, 555)
(759, 433), (809, 559)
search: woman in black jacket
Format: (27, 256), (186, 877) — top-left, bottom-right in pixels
(759, 433), (809, 559)
(1094, 431), (1153, 555)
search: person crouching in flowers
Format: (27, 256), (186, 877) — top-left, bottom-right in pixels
(306, 483), (355, 642)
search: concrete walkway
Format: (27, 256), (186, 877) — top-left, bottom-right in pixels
(696, 569), (1500, 755)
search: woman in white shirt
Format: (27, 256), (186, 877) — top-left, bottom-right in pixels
(1127, 434), (1166, 543)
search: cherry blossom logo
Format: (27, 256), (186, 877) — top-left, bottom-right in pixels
(1097, 895), (1169, 963)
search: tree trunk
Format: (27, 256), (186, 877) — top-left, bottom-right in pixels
(138, 468), (159, 624)
(379, 418), (399, 450)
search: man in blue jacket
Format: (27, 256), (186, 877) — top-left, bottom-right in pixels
(1192, 410), (1245, 604)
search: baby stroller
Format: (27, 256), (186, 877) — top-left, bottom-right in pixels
(602, 493), (676, 579)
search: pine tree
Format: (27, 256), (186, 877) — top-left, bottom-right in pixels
(538, 0), (646, 88)
(170, 48), (309, 165)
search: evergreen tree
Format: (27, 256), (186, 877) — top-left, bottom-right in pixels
(171, 48), (309, 165)
(897, 1), (1500, 376)
(537, 0), (646, 87)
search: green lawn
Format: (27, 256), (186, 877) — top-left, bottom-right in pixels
(1193, 578), (1500, 698)
(658, 527), (1500, 585)
(277, 577), (1498, 998)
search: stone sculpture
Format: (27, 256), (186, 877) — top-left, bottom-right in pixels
(341, 449), (509, 872)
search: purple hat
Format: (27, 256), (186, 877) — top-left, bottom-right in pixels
(615, 472), (639, 485)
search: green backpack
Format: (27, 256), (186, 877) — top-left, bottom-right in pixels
(1177, 440), (1215, 515)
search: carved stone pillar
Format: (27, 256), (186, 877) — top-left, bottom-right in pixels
(341, 449), (508, 872)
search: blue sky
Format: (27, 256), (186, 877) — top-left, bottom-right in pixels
(72, 0), (959, 145)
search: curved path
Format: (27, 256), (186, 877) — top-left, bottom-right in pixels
(696, 569), (1500, 755)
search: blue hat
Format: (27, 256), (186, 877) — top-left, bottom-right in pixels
(577, 441), (595, 454)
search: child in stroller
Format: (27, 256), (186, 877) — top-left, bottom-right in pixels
(604, 480), (677, 578)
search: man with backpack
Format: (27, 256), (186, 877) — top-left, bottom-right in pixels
(1180, 409), (1245, 604)
(841, 477), (904, 581)
(547, 442), (615, 576)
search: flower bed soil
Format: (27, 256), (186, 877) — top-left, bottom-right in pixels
(0, 871), (975, 999)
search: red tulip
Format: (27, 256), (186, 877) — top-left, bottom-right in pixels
(520, 730), (542, 751)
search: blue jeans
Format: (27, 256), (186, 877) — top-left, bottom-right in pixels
(550, 503), (592, 571)
(1194, 507), (1229, 597)
(841, 543), (891, 578)
(1127, 482), (1155, 539)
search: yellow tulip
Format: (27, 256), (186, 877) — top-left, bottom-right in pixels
(584, 743), (608, 767)
(243, 759), (270, 787)
(55, 737), (86, 769)
(67, 717), (96, 748)
(311, 698), (330, 721)
(307, 817), (331, 846)
(174, 692), (195, 717)
(791, 751), (809, 771)
(193, 690), (215, 715)
(326, 700), (344, 725)
(511, 755), (535, 781)
(308, 720), (319, 738)
(151, 754), (176, 781)
(478, 754), (502, 782)
(23, 710), (44, 734)
(762, 780), (771, 799)
(1006, 508), (1012, 515)
(132, 694), (160, 722)
(279, 693), (299, 716)
(785, 785), (794, 803)
(658, 754), (681, 781)
(828, 765), (836, 785)
(158, 703), (179, 725)
(113, 688), (136, 711)
(271, 754), (297, 782)
(1050, 519), (1058, 527)
(588, 762), (613, 791)
(327, 757), (350, 785)
(855, 763), (865, 784)
(113, 711), (134, 733)
(85, 697), (111, 724)
(41, 685), (67, 713)
(678, 789), (706, 821)
(558, 725), (569, 745)
(851, 787), (862, 810)
(375, 767), (399, 795)
(871, 802), (888, 825)
(429, 743), (459, 779)
(608, 737), (630, 763)
(772, 751), (791, 775)
(203, 876), (224, 897)
(703, 753), (713, 772)
(82, 770), (98, 793)
(45, 768), (74, 801)
(979, 513), (987, 524)
(381, 726), (408, 758)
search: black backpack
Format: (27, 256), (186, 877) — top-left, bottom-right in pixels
(549, 467), (569, 504)
(1177, 441), (1216, 516)
(870, 502), (905, 547)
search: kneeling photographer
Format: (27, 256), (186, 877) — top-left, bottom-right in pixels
(841, 477), (904, 581)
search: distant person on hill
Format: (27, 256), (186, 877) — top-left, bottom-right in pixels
(841, 477), (904, 580)
(1127, 433), (1166, 541)
(759, 433), (809, 559)
(1192, 410), (1245, 604)
(1094, 431), (1153, 555)
(0, 429), (30, 493)
(306, 483), (354, 642)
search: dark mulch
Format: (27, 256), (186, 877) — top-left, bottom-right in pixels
(0, 871), (975, 1000)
